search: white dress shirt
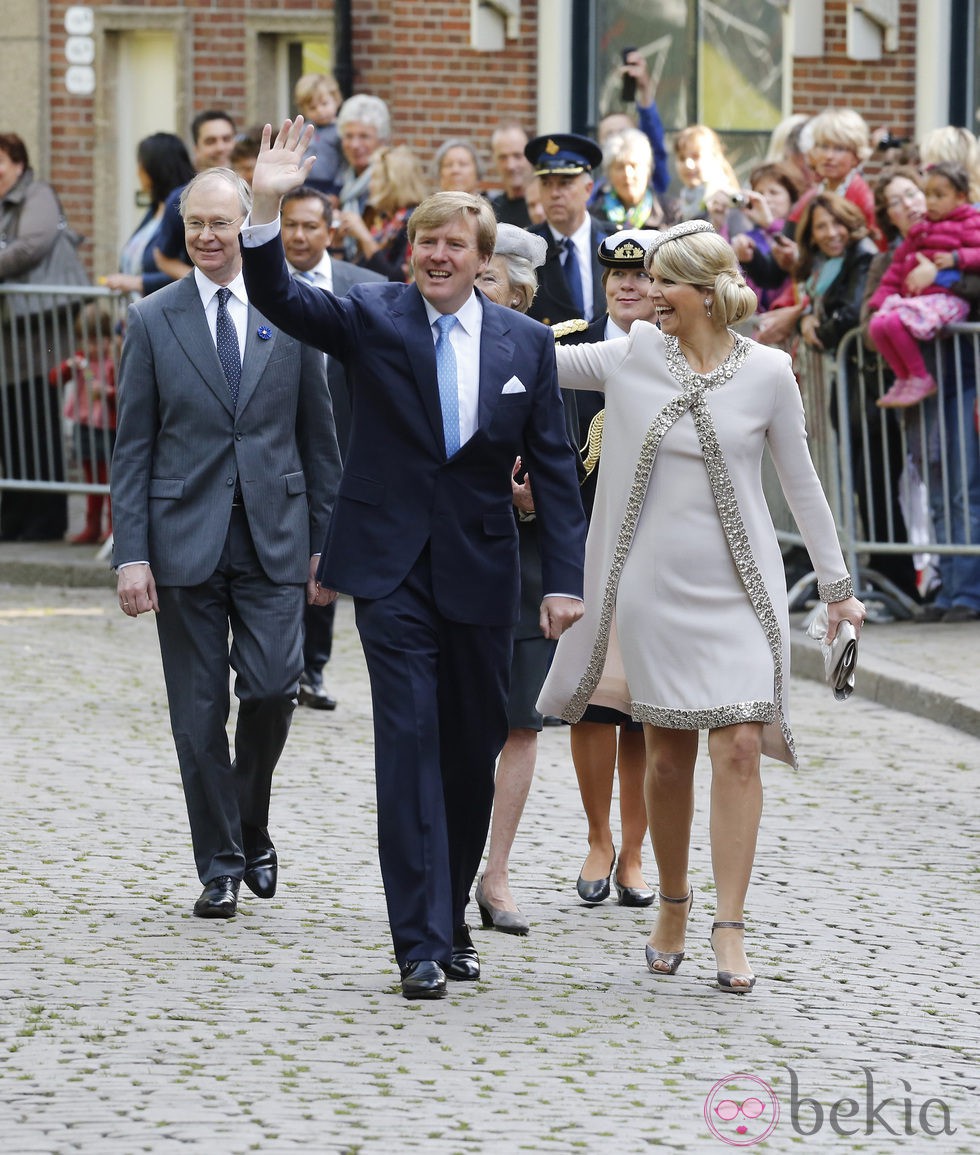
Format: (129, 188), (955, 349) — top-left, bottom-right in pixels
(423, 291), (483, 449)
(604, 315), (630, 340)
(194, 267), (247, 368)
(286, 253), (334, 292)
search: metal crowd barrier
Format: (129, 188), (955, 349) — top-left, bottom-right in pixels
(772, 324), (980, 619)
(0, 284), (129, 504)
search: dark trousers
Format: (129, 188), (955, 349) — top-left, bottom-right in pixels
(302, 599), (335, 687)
(354, 548), (512, 966)
(0, 376), (68, 540)
(155, 508), (304, 883)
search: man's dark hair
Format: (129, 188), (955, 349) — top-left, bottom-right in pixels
(191, 110), (236, 145)
(0, 132), (29, 168)
(281, 187), (333, 219)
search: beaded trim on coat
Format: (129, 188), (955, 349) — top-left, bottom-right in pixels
(818, 576), (854, 601)
(560, 331), (798, 767)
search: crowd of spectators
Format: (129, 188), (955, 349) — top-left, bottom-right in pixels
(2, 62), (979, 623)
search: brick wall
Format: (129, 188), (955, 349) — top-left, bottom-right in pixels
(44, 0), (539, 271)
(791, 0), (919, 179)
(351, 0), (539, 180)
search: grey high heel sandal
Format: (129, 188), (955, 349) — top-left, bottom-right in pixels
(645, 889), (694, 975)
(711, 920), (757, 993)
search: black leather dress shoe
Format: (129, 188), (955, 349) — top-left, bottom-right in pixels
(446, 924), (481, 981)
(298, 680), (337, 710)
(243, 846), (278, 899)
(400, 960), (447, 999)
(193, 876), (240, 919)
(242, 826), (278, 898)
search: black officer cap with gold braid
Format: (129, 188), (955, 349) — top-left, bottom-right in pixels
(597, 229), (661, 269)
(525, 133), (603, 177)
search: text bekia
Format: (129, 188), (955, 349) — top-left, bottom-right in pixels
(788, 1067), (956, 1137)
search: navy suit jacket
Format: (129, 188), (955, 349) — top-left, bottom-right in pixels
(242, 236), (586, 628)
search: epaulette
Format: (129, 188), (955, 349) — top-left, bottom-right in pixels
(552, 317), (589, 341)
(580, 409), (604, 479)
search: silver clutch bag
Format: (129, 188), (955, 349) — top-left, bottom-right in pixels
(804, 603), (858, 701)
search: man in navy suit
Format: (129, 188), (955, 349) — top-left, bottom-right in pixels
(524, 133), (615, 327)
(241, 119), (587, 999)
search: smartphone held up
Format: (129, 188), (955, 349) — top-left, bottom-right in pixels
(621, 48), (637, 104)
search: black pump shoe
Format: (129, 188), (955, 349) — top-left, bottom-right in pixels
(576, 852), (616, 904)
(614, 870), (656, 907)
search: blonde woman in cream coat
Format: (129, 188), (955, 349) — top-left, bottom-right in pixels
(538, 220), (865, 993)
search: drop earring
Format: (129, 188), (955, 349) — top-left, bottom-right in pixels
(704, 297), (713, 318)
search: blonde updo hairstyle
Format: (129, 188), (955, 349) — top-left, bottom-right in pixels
(645, 228), (757, 328)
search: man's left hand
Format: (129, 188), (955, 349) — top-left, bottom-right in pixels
(307, 555), (338, 606)
(539, 596), (584, 640)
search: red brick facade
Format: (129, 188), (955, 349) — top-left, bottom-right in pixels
(791, 0), (919, 147)
(34, 0), (923, 274)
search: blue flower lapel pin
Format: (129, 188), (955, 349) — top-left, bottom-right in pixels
(257, 325), (272, 341)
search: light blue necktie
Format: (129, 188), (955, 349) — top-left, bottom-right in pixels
(435, 314), (460, 456)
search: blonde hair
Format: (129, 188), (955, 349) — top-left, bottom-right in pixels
(673, 124), (739, 197)
(765, 114), (810, 165)
(646, 230), (757, 328)
(369, 146), (430, 215)
(407, 191), (498, 257)
(293, 73), (342, 111)
(919, 125), (980, 202)
(802, 108), (872, 163)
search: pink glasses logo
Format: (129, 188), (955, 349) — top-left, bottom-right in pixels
(704, 1073), (780, 1146)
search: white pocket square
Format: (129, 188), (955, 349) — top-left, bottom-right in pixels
(501, 376), (526, 394)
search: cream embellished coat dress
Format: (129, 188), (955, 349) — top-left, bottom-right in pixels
(536, 321), (853, 768)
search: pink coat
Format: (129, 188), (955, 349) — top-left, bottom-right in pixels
(867, 204), (980, 311)
(54, 354), (117, 429)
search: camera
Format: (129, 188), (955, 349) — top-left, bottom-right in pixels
(730, 192), (748, 208)
(621, 47), (637, 104)
(876, 132), (911, 152)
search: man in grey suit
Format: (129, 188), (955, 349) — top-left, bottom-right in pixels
(111, 168), (341, 919)
(280, 186), (385, 712)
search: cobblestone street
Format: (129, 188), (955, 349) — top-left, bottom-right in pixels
(1, 584), (977, 1153)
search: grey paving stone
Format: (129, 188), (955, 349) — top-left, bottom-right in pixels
(0, 585), (976, 1153)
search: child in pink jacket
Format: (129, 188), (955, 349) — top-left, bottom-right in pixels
(868, 162), (980, 407)
(53, 303), (117, 543)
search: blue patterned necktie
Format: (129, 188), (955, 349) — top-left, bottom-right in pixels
(435, 314), (460, 456)
(561, 236), (585, 317)
(215, 286), (241, 407)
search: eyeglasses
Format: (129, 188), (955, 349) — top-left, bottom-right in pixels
(713, 1098), (767, 1121)
(885, 189), (922, 210)
(184, 215), (245, 236)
